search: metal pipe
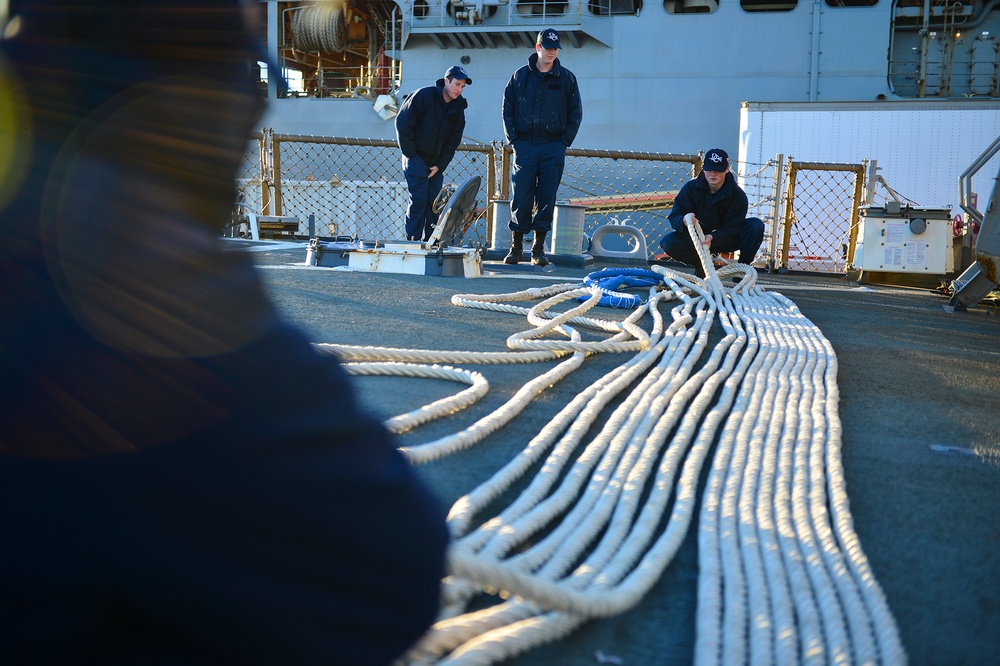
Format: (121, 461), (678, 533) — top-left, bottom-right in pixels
(846, 162), (866, 268)
(781, 165), (798, 271)
(918, 0), (931, 97)
(959, 133), (1000, 223)
(864, 159), (879, 205)
(391, 4), (400, 90)
(268, 1), (280, 100)
(767, 154), (786, 271)
(887, 2), (897, 94)
(809, 0), (822, 101)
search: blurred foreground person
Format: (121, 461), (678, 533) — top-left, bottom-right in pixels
(0, 2), (447, 664)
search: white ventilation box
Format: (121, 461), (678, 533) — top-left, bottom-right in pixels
(852, 204), (953, 274)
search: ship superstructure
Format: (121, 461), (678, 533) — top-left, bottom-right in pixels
(255, 0), (1000, 151)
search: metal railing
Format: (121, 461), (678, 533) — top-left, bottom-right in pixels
(237, 131), (875, 273)
(409, 0), (585, 28)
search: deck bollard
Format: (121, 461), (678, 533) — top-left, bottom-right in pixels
(552, 203), (588, 256)
(490, 200), (511, 251)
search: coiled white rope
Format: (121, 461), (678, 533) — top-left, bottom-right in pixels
(291, 4), (347, 54)
(341, 363), (489, 435)
(316, 221), (904, 665)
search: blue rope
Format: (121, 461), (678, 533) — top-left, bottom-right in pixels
(580, 267), (664, 309)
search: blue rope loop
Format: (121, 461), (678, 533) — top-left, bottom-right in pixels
(580, 267), (664, 309)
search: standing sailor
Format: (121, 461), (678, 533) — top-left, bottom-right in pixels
(395, 65), (471, 241)
(501, 28), (583, 266)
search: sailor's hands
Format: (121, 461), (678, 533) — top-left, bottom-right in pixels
(428, 166), (440, 178)
(683, 213), (711, 247)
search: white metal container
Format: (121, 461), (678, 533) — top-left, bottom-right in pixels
(347, 241), (482, 277)
(853, 204), (953, 274)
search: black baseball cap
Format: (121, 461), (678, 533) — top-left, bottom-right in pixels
(536, 29), (561, 49)
(703, 148), (730, 172)
(444, 65), (472, 84)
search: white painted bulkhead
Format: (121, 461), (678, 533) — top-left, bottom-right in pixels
(739, 100), (1000, 210)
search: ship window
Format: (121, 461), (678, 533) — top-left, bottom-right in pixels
(740, 0), (796, 11)
(663, 0), (718, 13)
(825, 0), (877, 5)
(515, 0), (569, 16)
(414, 0), (430, 17)
(590, 0), (642, 15)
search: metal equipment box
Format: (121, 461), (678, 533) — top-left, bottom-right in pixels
(304, 175), (484, 278)
(347, 241), (481, 277)
(853, 204), (953, 274)
(306, 238), (482, 276)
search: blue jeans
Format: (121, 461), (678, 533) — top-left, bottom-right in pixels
(658, 217), (766, 272)
(508, 140), (566, 234)
(402, 154), (444, 241)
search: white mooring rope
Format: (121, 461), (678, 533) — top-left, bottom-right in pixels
(316, 216), (905, 665)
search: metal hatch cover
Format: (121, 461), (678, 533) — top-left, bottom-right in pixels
(426, 175), (481, 249)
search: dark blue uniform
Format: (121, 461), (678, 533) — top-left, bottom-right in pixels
(0, 2), (448, 663)
(502, 53), (583, 234)
(659, 171), (765, 273)
(395, 80), (468, 240)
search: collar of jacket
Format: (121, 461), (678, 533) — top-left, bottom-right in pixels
(528, 52), (562, 76)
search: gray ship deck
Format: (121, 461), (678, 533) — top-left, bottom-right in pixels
(240, 239), (999, 665)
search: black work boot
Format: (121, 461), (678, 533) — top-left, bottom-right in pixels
(504, 231), (524, 265)
(530, 230), (549, 267)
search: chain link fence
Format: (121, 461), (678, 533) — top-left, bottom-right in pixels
(235, 131), (872, 274)
(236, 130), (495, 242)
(494, 145), (702, 255)
(780, 161), (865, 273)
(737, 156), (867, 273)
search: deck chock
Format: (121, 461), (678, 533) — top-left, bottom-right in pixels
(589, 223), (649, 262)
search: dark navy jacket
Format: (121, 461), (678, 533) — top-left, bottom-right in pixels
(502, 53), (583, 146)
(1, 2), (448, 664)
(668, 171), (749, 248)
(394, 79), (467, 172)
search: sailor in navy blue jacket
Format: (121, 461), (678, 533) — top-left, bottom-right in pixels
(658, 148), (765, 276)
(500, 28), (583, 267)
(395, 66), (470, 241)
(502, 51), (582, 148)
